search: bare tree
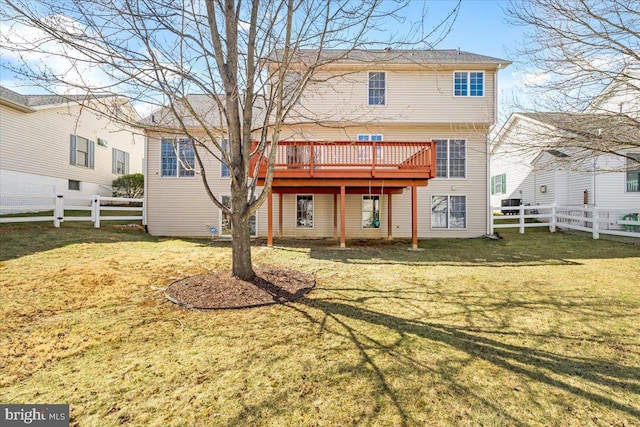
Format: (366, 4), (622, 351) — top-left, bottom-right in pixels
(0, 0), (459, 280)
(504, 0), (640, 166)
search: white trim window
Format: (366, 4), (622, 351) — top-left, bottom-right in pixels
(296, 195), (314, 228)
(368, 72), (386, 105)
(362, 195), (381, 228)
(161, 138), (195, 178)
(357, 134), (383, 162)
(70, 134), (95, 169)
(626, 153), (640, 192)
(112, 148), (130, 175)
(491, 173), (506, 195)
(220, 138), (230, 178)
(432, 195), (467, 229)
(454, 71), (484, 97)
(220, 195), (257, 237)
(435, 139), (466, 178)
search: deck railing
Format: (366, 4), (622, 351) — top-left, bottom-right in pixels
(252, 140), (436, 179)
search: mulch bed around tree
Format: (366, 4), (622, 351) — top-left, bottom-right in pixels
(164, 267), (315, 309)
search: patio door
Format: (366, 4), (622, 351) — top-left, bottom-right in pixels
(220, 195), (257, 237)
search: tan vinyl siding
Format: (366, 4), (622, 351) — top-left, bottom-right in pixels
(291, 68), (496, 125)
(146, 125), (489, 238)
(0, 103), (144, 188)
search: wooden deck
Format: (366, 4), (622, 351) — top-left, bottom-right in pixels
(252, 140), (437, 183)
(253, 140), (437, 249)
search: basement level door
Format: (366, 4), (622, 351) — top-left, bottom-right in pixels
(220, 195), (257, 237)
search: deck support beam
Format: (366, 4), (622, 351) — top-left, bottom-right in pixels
(387, 193), (393, 240)
(333, 193), (338, 239)
(340, 185), (346, 248)
(278, 193), (283, 237)
(411, 185), (418, 249)
(267, 190), (273, 247)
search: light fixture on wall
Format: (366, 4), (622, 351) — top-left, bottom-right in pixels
(540, 185), (547, 193)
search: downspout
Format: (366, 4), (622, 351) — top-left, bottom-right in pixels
(487, 67), (500, 235)
(143, 134), (149, 230)
(592, 157), (597, 206)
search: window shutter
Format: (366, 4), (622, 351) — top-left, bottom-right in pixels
(501, 174), (506, 194)
(70, 134), (77, 165)
(125, 152), (130, 174)
(490, 176), (495, 195)
(112, 148), (117, 174)
(88, 140), (95, 169)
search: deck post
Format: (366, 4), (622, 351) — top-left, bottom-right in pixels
(278, 193), (283, 237)
(340, 185), (346, 248)
(411, 185), (418, 249)
(387, 193), (393, 239)
(267, 190), (273, 247)
(333, 193), (338, 239)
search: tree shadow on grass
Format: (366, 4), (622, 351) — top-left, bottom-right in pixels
(0, 223), (155, 262)
(283, 294), (640, 426)
(279, 232), (640, 267)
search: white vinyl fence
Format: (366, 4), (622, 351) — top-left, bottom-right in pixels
(492, 204), (640, 239)
(0, 193), (144, 228)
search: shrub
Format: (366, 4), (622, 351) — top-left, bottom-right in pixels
(112, 173), (144, 198)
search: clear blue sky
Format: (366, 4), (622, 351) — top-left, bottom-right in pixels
(416, 0), (521, 60)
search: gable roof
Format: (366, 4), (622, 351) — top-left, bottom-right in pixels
(140, 94), (268, 131)
(516, 112), (637, 141)
(0, 86), (114, 111)
(491, 111), (638, 156)
(270, 49), (510, 67)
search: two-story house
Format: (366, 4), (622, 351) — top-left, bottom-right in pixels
(0, 86), (145, 198)
(143, 49), (510, 245)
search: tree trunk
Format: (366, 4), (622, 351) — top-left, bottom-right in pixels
(230, 182), (255, 281)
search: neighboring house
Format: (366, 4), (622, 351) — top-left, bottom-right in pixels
(143, 49), (510, 244)
(0, 86), (144, 198)
(491, 112), (639, 210)
(586, 67), (640, 117)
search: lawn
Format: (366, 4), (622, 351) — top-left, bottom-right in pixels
(1, 224), (639, 426)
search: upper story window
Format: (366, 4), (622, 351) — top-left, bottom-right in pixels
(112, 148), (130, 175)
(368, 72), (386, 105)
(70, 134), (95, 169)
(220, 139), (230, 178)
(626, 153), (640, 192)
(357, 134), (383, 162)
(161, 138), (195, 178)
(454, 71), (484, 97)
(435, 139), (466, 178)
(491, 173), (506, 195)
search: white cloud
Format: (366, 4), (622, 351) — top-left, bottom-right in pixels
(0, 17), (115, 94)
(515, 69), (552, 87)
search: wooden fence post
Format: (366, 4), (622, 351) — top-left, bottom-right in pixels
(549, 204), (556, 233)
(592, 206), (599, 239)
(519, 204), (525, 234)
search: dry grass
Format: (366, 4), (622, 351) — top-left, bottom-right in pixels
(1, 224), (639, 426)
